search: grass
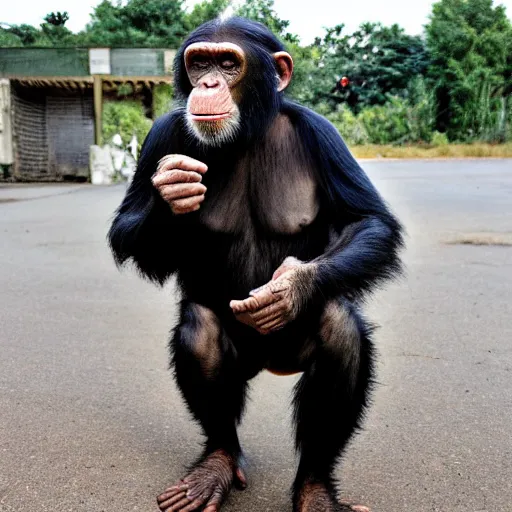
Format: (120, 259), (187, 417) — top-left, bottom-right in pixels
(350, 143), (512, 159)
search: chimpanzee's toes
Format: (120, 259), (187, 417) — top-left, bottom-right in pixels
(294, 481), (371, 512)
(157, 449), (244, 511)
(339, 503), (371, 512)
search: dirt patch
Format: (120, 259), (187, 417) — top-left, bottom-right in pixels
(445, 232), (512, 247)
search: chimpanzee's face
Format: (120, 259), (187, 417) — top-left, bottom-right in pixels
(184, 42), (247, 146)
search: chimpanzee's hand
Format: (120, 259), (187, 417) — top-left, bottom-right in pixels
(230, 257), (316, 335)
(152, 154), (208, 214)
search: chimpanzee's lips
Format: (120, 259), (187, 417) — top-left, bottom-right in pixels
(190, 112), (231, 121)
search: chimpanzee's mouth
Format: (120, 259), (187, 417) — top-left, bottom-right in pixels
(191, 113), (231, 121)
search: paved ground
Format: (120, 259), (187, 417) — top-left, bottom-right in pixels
(1, 160), (511, 512)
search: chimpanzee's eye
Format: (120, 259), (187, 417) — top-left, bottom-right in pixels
(221, 59), (236, 70)
(190, 56), (210, 70)
(218, 53), (239, 71)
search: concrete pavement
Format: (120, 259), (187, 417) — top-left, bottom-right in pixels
(1, 160), (511, 512)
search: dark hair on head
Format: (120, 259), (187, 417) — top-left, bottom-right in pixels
(174, 17), (287, 143)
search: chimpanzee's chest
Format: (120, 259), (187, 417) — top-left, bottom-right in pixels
(198, 115), (320, 235)
(198, 164), (319, 235)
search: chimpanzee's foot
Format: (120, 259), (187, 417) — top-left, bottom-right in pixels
(294, 481), (370, 512)
(157, 449), (247, 512)
(339, 502), (371, 512)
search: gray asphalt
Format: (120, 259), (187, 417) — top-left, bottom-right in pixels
(1, 160), (511, 512)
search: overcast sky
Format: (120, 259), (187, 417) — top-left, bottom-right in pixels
(1, 0), (512, 43)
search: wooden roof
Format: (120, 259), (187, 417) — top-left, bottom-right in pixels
(9, 76), (172, 90)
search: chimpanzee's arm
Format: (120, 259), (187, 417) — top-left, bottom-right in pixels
(108, 110), (186, 285)
(230, 104), (404, 333)
(291, 103), (404, 300)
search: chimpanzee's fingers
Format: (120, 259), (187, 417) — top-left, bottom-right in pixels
(259, 318), (286, 334)
(251, 300), (286, 323)
(230, 296), (259, 314)
(233, 312), (258, 329)
(254, 311), (284, 328)
(160, 183), (207, 201)
(157, 154), (208, 174)
(248, 286), (280, 309)
(180, 497), (208, 512)
(165, 496), (194, 511)
(171, 195), (205, 214)
(272, 256), (303, 280)
(157, 491), (188, 510)
(153, 170), (203, 187)
(272, 266), (294, 280)
(230, 285), (280, 314)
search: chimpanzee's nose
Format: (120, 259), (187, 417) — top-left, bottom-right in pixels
(201, 77), (220, 89)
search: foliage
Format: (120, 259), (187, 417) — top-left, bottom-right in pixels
(39, 12), (75, 46)
(116, 83), (134, 97)
(152, 83), (175, 118)
(426, 0), (512, 141)
(1, 12), (76, 47)
(1, 0), (511, 147)
(405, 76), (437, 143)
(319, 104), (369, 145)
(185, 0), (230, 31)
(102, 100), (153, 149)
(431, 131), (450, 146)
(357, 97), (411, 144)
(236, 0), (299, 43)
(285, 43), (321, 105)
(310, 22), (430, 112)
(77, 0), (189, 47)
(0, 23), (41, 46)
(319, 80), (435, 146)
(0, 28), (24, 47)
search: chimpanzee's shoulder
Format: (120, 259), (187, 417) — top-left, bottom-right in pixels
(280, 100), (333, 131)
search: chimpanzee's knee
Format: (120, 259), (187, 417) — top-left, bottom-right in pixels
(172, 302), (223, 378)
(318, 299), (366, 388)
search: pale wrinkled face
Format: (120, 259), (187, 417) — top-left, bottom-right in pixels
(184, 42), (246, 146)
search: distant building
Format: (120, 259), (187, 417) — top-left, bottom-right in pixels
(0, 47), (174, 181)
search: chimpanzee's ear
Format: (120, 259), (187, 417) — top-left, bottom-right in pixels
(274, 51), (294, 91)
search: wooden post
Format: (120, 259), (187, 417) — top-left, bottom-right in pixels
(93, 75), (103, 146)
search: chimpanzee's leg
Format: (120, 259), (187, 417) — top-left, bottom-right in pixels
(292, 299), (375, 512)
(157, 301), (249, 512)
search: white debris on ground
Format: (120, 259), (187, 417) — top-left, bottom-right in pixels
(90, 134), (137, 185)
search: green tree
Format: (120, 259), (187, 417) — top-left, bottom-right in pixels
(185, 0), (230, 31)
(0, 13), (77, 47)
(236, 0), (299, 43)
(102, 100), (153, 147)
(79, 0), (189, 47)
(0, 25), (24, 47)
(426, 0), (512, 141)
(0, 23), (40, 46)
(39, 12), (76, 46)
(312, 22), (429, 112)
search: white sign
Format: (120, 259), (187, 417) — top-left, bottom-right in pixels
(89, 48), (111, 75)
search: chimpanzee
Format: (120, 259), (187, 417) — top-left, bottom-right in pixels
(108, 16), (403, 512)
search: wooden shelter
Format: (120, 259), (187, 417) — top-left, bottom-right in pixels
(0, 48), (174, 181)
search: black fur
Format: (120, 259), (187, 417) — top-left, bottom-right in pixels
(108, 17), (404, 511)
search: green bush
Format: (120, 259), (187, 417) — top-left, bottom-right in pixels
(102, 100), (152, 149)
(431, 131), (449, 146)
(326, 105), (369, 145)
(324, 78), (437, 146)
(153, 83), (174, 119)
(406, 77), (436, 143)
(358, 98), (411, 145)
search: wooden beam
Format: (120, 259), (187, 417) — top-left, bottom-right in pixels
(93, 75), (103, 146)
